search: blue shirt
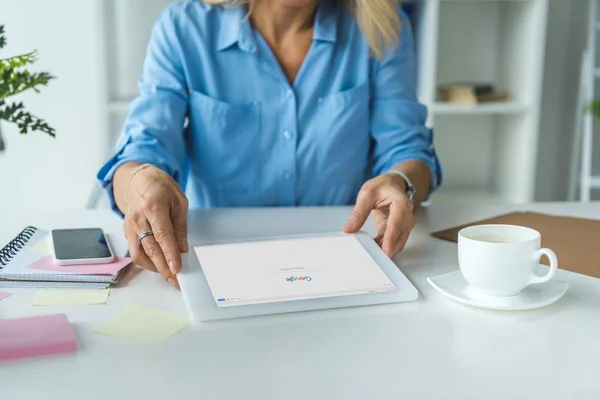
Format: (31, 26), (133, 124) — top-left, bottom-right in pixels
(97, 0), (442, 214)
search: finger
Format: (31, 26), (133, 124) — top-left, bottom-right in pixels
(148, 211), (182, 275)
(390, 213), (416, 257)
(124, 224), (154, 272)
(391, 230), (411, 258)
(171, 196), (189, 254)
(344, 185), (377, 233)
(382, 202), (405, 256)
(373, 211), (387, 246)
(139, 228), (179, 290)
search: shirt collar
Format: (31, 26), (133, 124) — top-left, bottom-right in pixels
(216, 1), (338, 52)
(217, 6), (256, 52)
(313, 0), (338, 43)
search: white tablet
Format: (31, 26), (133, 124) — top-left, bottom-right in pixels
(178, 231), (418, 321)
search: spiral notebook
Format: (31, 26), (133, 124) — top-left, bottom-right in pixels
(0, 226), (130, 289)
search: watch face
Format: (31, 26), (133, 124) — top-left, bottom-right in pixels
(405, 182), (415, 201)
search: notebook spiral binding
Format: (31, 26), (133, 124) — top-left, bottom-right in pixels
(0, 226), (38, 268)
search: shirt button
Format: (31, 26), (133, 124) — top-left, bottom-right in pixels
(286, 90), (293, 98)
(283, 130), (292, 140)
(283, 170), (291, 180)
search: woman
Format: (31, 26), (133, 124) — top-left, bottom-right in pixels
(97, 0), (442, 289)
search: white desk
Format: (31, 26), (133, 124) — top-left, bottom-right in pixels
(1, 203), (599, 400)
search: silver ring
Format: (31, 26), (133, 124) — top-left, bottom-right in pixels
(138, 231), (154, 243)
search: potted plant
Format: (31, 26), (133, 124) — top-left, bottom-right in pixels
(0, 24), (55, 137)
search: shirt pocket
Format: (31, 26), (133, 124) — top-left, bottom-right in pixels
(318, 82), (370, 149)
(187, 90), (260, 205)
(312, 83), (371, 190)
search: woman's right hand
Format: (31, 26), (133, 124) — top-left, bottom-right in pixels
(114, 162), (189, 289)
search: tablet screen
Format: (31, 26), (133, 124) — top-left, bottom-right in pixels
(194, 235), (398, 307)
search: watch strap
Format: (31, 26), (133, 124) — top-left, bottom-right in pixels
(386, 170), (415, 202)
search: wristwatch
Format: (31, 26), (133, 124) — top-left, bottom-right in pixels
(387, 170), (415, 203)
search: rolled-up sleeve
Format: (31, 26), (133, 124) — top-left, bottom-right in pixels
(370, 8), (442, 197)
(96, 6), (189, 215)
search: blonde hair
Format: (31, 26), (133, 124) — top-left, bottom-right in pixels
(204, 0), (402, 59)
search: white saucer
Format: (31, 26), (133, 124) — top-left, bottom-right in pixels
(427, 270), (569, 311)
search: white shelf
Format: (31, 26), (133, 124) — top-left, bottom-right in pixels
(415, 0), (547, 204)
(430, 187), (506, 204)
(432, 101), (528, 115)
(108, 100), (131, 113)
(589, 176), (600, 188)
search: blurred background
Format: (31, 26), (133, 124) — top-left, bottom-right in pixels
(0, 0), (597, 212)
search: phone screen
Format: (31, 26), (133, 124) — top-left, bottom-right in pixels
(52, 228), (112, 260)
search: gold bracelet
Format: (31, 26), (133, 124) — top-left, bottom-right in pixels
(129, 163), (152, 181)
(124, 163), (152, 208)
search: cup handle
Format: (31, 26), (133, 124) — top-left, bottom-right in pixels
(529, 248), (558, 284)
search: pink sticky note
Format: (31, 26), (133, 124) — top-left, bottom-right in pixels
(26, 255), (132, 275)
(0, 314), (77, 361)
(0, 292), (12, 301)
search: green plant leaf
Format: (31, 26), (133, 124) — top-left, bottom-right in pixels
(0, 25), (6, 50)
(0, 99), (56, 137)
(587, 99), (600, 122)
(0, 50), (38, 68)
(0, 25), (56, 136)
(0, 68), (54, 99)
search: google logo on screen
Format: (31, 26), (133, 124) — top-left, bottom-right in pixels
(286, 276), (312, 282)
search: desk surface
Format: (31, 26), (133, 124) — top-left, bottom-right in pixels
(1, 203), (599, 400)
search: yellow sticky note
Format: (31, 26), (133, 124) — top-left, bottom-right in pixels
(92, 305), (190, 344)
(25, 237), (52, 255)
(30, 289), (110, 306)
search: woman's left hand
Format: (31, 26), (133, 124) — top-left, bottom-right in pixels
(343, 172), (415, 258)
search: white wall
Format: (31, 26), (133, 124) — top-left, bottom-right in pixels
(109, 0), (174, 101)
(536, 0), (591, 201)
(0, 0), (106, 212)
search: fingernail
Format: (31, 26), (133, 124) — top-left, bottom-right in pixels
(343, 221), (354, 231)
(168, 260), (177, 275)
(168, 277), (179, 289)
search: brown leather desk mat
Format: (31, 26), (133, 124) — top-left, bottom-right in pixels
(431, 211), (600, 279)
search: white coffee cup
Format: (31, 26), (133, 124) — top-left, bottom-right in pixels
(457, 224), (558, 297)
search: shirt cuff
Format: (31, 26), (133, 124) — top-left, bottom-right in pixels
(96, 137), (177, 218)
